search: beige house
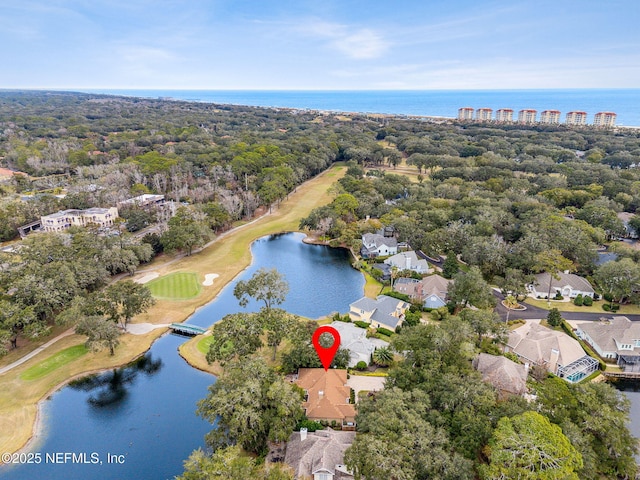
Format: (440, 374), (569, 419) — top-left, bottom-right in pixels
(41, 207), (119, 232)
(295, 369), (355, 429)
(505, 322), (598, 383)
(348, 295), (409, 330)
(528, 271), (595, 299)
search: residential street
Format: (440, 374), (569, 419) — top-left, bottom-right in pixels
(492, 290), (640, 322)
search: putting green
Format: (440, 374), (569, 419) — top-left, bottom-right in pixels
(146, 272), (202, 300)
(20, 345), (89, 381)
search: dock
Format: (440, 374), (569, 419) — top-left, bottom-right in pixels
(168, 323), (207, 336)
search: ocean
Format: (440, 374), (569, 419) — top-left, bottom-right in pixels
(80, 89), (640, 127)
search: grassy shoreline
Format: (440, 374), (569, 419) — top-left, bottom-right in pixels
(0, 164), (346, 457)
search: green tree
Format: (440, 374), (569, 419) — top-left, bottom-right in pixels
(479, 411), (582, 480)
(75, 316), (121, 355)
(206, 313), (263, 365)
(197, 358), (303, 455)
(0, 300), (40, 354)
(594, 257), (640, 307)
(233, 268), (289, 311)
(161, 207), (211, 256)
(372, 346), (393, 367)
(459, 309), (505, 346)
(547, 307), (562, 327)
(534, 249), (574, 304)
(259, 308), (297, 361)
(98, 280), (155, 329)
(178, 446), (294, 480)
(441, 251), (459, 279)
(447, 266), (495, 310)
(344, 388), (474, 480)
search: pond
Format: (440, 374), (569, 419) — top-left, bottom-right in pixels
(1, 232), (365, 480)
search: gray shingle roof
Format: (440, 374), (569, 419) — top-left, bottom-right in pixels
(532, 272), (595, 294)
(285, 430), (355, 479)
(578, 316), (640, 356)
(474, 353), (528, 395)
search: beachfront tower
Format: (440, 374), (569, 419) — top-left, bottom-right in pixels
(458, 107), (474, 120)
(518, 109), (537, 124)
(475, 108), (493, 121)
(566, 111), (588, 126)
(495, 108), (514, 122)
(593, 112), (617, 128)
(540, 110), (561, 124)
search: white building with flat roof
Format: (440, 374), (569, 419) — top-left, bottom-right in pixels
(476, 108), (493, 121)
(41, 207), (119, 232)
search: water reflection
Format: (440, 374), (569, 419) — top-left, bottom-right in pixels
(69, 355), (163, 407)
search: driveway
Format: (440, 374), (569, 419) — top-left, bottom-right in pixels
(347, 375), (386, 402)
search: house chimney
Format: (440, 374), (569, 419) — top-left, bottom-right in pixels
(405, 255), (411, 270)
(524, 362), (530, 375)
(548, 349), (559, 374)
(563, 270), (569, 275)
(300, 428), (308, 442)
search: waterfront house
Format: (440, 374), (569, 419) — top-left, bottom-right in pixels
(527, 271), (595, 299)
(360, 233), (397, 259)
(505, 322), (599, 383)
(329, 321), (389, 368)
(576, 316), (640, 371)
(383, 251), (430, 274)
(285, 429), (355, 480)
(294, 369), (356, 429)
(348, 295), (409, 331)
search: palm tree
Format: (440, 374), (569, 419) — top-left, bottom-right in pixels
(372, 347), (393, 367)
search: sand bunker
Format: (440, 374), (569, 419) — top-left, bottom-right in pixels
(134, 272), (160, 284)
(203, 273), (219, 286)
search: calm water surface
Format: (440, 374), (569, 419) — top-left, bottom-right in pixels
(1, 232), (364, 480)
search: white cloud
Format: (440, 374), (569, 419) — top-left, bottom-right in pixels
(295, 19), (389, 60)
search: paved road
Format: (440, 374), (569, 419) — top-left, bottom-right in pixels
(492, 290), (640, 322)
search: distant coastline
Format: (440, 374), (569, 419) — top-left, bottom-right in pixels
(76, 88), (640, 127)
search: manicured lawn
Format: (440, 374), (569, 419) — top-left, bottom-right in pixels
(146, 272), (202, 300)
(196, 335), (214, 354)
(20, 345), (88, 381)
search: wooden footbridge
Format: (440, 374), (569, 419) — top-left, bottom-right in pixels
(169, 323), (207, 336)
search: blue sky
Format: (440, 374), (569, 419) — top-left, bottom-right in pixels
(1, 0), (639, 89)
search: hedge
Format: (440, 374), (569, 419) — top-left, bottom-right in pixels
(354, 321), (370, 329)
(376, 327), (394, 337)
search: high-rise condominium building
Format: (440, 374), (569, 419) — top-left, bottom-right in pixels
(540, 110), (561, 124)
(495, 108), (514, 122)
(518, 109), (537, 124)
(458, 107), (474, 120)
(475, 108), (493, 121)
(593, 112), (617, 127)
(566, 111), (588, 125)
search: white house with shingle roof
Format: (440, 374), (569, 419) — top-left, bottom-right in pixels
(329, 321), (389, 367)
(384, 251), (430, 274)
(360, 233), (397, 259)
(348, 295), (409, 330)
(527, 271), (595, 299)
(576, 316), (640, 371)
(505, 322), (599, 383)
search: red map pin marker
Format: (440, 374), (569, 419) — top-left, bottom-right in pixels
(312, 326), (341, 371)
